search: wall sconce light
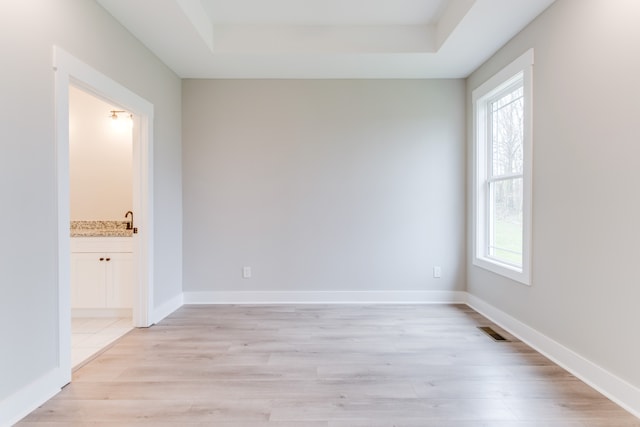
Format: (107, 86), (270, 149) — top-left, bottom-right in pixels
(109, 110), (133, 130)
(109, 110), (133, 120)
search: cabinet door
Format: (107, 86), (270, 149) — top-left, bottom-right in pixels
(71, 253), (107, 308)
(106, 252), (133, 308)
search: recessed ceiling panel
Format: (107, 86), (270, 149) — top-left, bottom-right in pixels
(96, 0), (557, 78)
(201, 0), (448, 25)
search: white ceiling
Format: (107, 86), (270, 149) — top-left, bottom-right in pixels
(96, 0), (555, 79)
(201, 0), (449, 25)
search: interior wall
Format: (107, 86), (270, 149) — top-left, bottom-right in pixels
(0, 0), (182, 403)
(466, 0), (640, 388)
(69, 86), (133, 221)
(182, 79), (466, 296)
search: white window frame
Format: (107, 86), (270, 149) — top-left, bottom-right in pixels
(472, 49), (533, 285)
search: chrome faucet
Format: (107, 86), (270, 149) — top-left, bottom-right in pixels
(125, 210), (133, 230)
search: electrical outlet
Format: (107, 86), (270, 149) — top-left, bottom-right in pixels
(433, 266), (442, 278)
(242, 266), (252, 279)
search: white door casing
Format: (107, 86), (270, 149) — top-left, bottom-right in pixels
(53, 46), (154, 385)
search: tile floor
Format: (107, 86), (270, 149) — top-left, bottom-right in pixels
(71, 316), (133, 368)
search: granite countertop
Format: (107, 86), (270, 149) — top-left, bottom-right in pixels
(70, 221), (133, 237)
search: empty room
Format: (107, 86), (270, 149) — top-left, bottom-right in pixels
(1, 0), (639, 425)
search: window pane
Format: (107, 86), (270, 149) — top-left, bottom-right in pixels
(489, 177), (523, 266)
(491, 86), (523, 177)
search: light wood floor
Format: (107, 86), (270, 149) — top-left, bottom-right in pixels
(18, 304), (640, 426)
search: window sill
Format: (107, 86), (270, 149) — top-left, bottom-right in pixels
(473, 256), (531, 286)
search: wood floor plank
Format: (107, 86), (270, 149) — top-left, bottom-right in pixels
(269, 397), (518, 422)
(16, 304), (640, 426)
(52, 379), (417, 401)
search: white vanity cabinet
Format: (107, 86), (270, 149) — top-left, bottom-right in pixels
(71, 238), (133, 310)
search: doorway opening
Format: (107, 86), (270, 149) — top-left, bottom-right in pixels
(54, 46), (154, 384)
(68, 86), (135, 368)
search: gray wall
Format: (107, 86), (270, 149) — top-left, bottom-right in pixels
(183, 80), (465, 295)
(0, 0), (182, 401)
(467, 0), (640, 388)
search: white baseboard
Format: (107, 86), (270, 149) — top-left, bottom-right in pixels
(183, 290), (466, 305)
(152, 292), (184, 324)
(0, 368), (63, 426)
(466, 293), (640, 419)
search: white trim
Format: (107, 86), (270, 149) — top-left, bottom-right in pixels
(53, 46), (155, 399)
(472, 48), (534, 286)
(53, 48), (73, 388)
(472, 48), (534, 99)
(184, 290), (466, 305)
(0, 368), (62, 426)
(466, 294), (640, 419)
(131, 111), (155, 328)
(153, 293), (185, 324)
